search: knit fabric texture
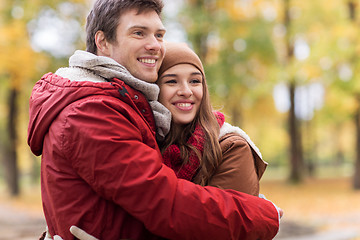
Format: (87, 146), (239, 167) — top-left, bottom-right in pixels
(162, 112), (225, 181)
(56, 50), (172, 139)
(158, 42), (204, 78)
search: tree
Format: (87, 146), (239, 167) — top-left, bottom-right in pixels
(0, 0), (87, 196)
(321, 0), (360, 189)
(276, 0), (305, 183)
(0, 17), (41, 196)
(180, 0), (278, 124)
(346, 1), (360, 189)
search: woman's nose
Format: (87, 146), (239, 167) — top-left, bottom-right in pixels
(177, 83), (193, 97)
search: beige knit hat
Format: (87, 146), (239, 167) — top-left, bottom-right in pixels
(158, 42), (204, 77)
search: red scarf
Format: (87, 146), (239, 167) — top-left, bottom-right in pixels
(162, 112), (225, 181)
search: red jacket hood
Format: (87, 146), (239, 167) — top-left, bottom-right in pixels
(27, 72), (122, 156)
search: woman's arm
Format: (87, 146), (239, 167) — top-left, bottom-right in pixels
(208, 133), (264, 196)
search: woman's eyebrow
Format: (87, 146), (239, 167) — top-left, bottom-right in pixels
(161, 74), (177, 78)
(190, 72), (202, 76)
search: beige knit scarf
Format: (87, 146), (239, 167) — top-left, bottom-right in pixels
(56, 50), (171, 139)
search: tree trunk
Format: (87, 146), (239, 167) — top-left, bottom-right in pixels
(305, 118), (316, 178)
(353, 97), (360, 189)
(347, 0), (360, 190)
(288, 82), (304, 182)
(283, 0), (304, 182)
(348, 1), (356, 21)
(3, 88), (20, 196)
(231, 104), (242, 127)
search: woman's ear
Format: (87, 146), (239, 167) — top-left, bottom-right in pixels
(95, 30), (110, 56)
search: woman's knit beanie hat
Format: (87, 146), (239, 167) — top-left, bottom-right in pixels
(158, 42), (205, 77)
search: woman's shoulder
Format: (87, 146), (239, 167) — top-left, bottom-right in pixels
(219, 122), (262, 157)
(219, 122), (268, 179)
(219, 132), (248, 152)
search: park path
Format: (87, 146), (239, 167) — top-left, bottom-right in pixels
(275, 220), (360, 240)
(275, 212), (360, 240)
(0, 200), (359, 240)
(0, 202), (46, 240)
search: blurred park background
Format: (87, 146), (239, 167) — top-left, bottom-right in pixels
(1, 0), (360, 239)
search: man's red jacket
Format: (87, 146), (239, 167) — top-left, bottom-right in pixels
(28, 73), (279, 240)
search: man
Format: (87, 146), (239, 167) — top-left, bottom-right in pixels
(28, 0), (280, 239)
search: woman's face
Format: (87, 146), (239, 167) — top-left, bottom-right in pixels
(158, 64), (203, 125)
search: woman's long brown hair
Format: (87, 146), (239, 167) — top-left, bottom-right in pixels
(158, 74), (222, 186)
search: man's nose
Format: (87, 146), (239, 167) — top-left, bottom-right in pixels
(145, 35), (161, 52)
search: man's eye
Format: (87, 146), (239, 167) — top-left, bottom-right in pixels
(156, 33), (164, 39)
(134, 31), (143, 36)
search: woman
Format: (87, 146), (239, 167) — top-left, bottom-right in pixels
(157, 42), (267, 196)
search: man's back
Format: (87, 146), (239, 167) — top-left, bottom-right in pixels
(30, 72), (162, 239)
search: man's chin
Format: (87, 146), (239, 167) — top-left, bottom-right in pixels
(138, 74), (158, 83)
(130, 68), (158, 83)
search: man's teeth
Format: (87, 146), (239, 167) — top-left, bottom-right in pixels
(139, 59), (155, 64)
(177, 103), (191, 108)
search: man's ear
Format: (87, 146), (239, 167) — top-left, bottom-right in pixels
(95, 30), (110, 56)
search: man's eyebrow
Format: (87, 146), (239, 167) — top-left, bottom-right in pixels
(129, 25), (166, 32)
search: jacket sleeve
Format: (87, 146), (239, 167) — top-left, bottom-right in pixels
(208, 133), (261, 196)
(64, 98), (279, 240)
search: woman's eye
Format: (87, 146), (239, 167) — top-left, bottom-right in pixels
(190, 79), (201, 84)
(165, 79), (177, 84)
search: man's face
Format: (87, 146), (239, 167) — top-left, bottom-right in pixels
(106, 9), (166, 83)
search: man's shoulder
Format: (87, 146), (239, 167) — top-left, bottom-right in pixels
(55, 67), (106, 83)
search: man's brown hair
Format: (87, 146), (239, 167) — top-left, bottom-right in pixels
(86, 0), (164, 54)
